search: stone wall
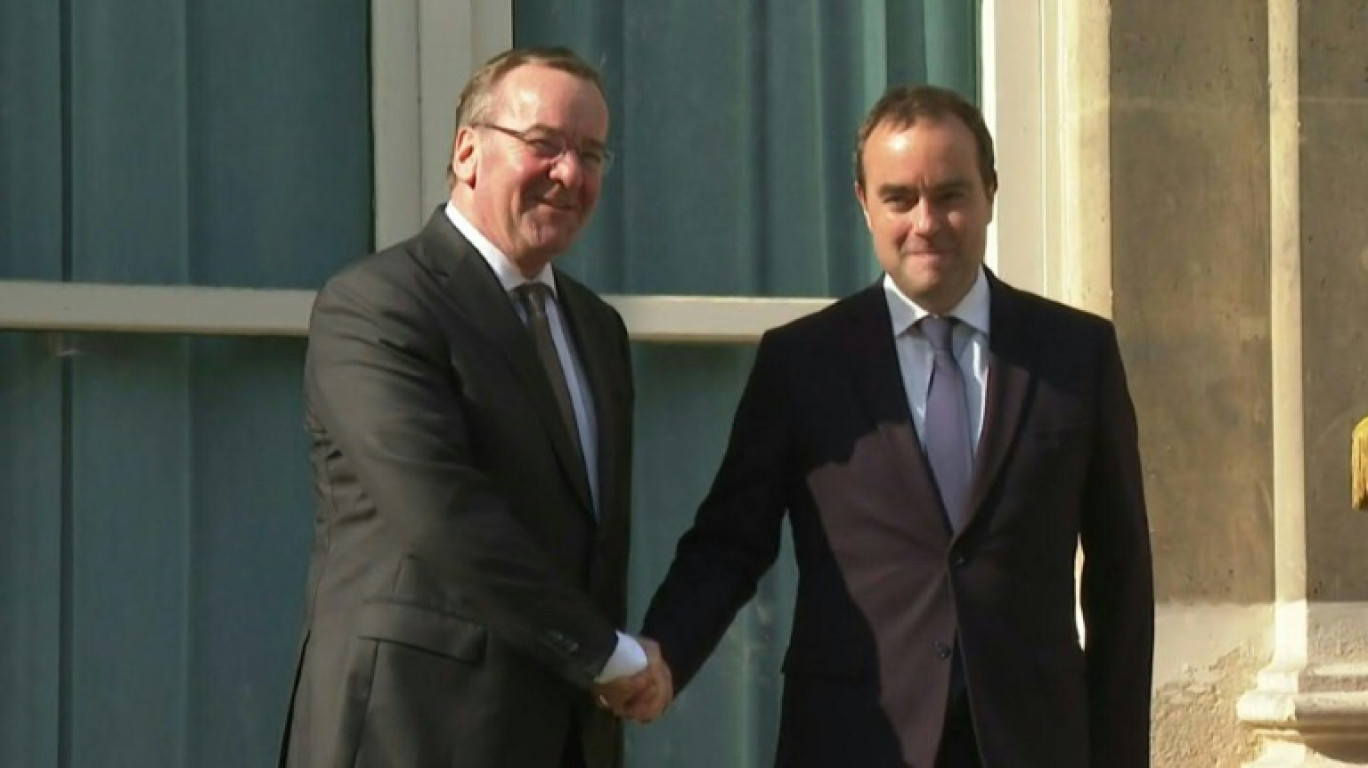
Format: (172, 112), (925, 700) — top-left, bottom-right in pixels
(1103, 0), (1368, 764)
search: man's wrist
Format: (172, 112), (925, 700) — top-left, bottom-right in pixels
(595, 632), (648, 683)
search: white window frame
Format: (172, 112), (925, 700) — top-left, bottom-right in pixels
(983, 0), (1112, 318)
(0, 0), (1076, 340)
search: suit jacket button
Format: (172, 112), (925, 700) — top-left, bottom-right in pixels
(547, 631), (577, 653)
(934, 641), (952, 660)
(952, 554), (969, 567)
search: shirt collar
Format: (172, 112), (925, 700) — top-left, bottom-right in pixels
(883, 266), (991, 338)
(444, 202), (558, 297)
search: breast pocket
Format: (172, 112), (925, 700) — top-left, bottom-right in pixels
(998, 421), (1094, 517)
(1028, 422), (1092, 453)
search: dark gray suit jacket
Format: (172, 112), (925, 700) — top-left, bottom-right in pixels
(281, 210), (635, 768)
(643, 272), (1153, 767)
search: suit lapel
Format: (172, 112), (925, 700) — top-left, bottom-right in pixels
(961, 275), (1033, 534)
(839, 274), (1036, 542)
(838, 285), (951, 544)
(416, 212), (595, 513)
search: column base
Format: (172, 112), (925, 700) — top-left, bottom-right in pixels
(1238, 664), (1368, 767)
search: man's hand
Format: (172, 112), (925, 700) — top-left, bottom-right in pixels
(593, 636), (674, 723)
(593, 666), (653, 714)
(617, 637), (673, 723)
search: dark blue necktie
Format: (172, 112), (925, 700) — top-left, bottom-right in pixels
(921, 316), (972, 533)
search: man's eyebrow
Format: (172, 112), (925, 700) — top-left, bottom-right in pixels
(876, 179), (972, 197)
(875, 183), (916, 197)
(934, 178), (973, 192)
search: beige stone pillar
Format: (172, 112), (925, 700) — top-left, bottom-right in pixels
(1051, 0), (1113, 319)
(1235, 0), (1368, 764)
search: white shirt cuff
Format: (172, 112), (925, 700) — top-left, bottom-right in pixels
(594, 632), (648, 683)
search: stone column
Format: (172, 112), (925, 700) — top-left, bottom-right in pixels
(1235, 1), (1368, 764)
(1052, 0), (1113, 318)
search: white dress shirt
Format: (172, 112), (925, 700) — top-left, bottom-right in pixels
(883, 268), (991, 453)
(444, 203), (645, 683)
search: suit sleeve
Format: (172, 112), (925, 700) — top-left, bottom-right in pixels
(641, 331), (793, 691)
(1079, 325), (1155, 767)
(305, 269), (618, 689)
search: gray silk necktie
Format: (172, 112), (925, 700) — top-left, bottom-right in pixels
(921, 316), (972, 533)
(514, 283), (584, 466)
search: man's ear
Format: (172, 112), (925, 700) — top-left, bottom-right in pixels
(854, 182), (873, 230)
(451, 126), (479, 186)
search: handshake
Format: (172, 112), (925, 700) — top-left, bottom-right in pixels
(592, 637), (674, 724)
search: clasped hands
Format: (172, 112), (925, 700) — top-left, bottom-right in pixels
(593, 637), (673, 723)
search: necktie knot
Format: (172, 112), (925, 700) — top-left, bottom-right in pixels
(920, 315), (957, 353)
(515, 282), (553, 318)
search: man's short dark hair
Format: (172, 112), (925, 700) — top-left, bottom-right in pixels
(853, 85), (997, 194)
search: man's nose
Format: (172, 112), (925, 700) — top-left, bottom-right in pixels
(548, 150), (585, 187)
(912, 201), (941, 236)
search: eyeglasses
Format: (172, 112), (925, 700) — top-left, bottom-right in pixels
(472, 123), (615, 175)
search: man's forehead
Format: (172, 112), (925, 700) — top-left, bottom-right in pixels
(864, 153), (986, 200)
(490, 66), (608, 132)
(495, 65), (600, 104)
(867, 118), (980, 171)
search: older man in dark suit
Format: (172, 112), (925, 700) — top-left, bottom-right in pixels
(629, 85), (1154, 767)
(279, 47), (664, 768)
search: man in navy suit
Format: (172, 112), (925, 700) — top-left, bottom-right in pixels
(629, 85), (1154, 767)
